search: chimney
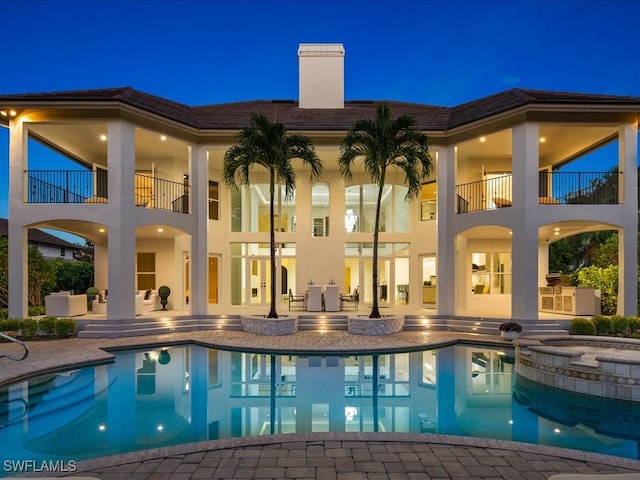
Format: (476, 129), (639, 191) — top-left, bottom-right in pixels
(298, 43), (344, 109)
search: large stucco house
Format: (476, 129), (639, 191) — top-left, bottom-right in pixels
(1, 44), (638, 326)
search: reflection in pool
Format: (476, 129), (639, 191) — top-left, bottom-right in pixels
(1, 342), (639, 471)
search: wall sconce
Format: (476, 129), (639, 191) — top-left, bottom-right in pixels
(0, 108), (17, 118)
(158, 348), (171, 365)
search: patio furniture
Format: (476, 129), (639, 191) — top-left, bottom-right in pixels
(288, 289), (306, 310)
(307, 285), (323, 312)
(397, 284), (409, 303)
(340, 288), (359, 310)
(324, 285), (340, 311)
(44, 292), (87, 317)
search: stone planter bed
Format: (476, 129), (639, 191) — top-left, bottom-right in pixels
(241, 315), (298, 336)
(348, 315), (404, 335)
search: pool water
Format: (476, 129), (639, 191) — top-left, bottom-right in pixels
(1, 342), (639, 473)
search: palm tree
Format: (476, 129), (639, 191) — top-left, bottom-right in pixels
(223, 113), (322, 318)
(339, 104), (432, 318)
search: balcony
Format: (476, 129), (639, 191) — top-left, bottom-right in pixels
(455, 171), (621, 214)
(25, 170), (190, 213)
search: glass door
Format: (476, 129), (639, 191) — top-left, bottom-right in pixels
(249, 258), (271, 306)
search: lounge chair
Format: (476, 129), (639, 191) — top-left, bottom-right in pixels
(288, 289), (306, 310)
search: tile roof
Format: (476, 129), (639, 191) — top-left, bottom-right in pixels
(0, 218), (79, 249)
(1, 87), (638, 131)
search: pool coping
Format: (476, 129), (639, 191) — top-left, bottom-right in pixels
(71, 432), (640, 474)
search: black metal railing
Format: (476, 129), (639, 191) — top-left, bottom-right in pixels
(0, 332), (29, 361)
(455, 174), (513, 213)
(135, 174), (190, 213)
(26, 170), (104, 203)
(539, 171), (621, 205)
(455, 171), (622, 213)
(24, 170), (189, 214)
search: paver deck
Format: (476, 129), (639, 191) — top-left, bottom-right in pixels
(2, 329), (640, 479)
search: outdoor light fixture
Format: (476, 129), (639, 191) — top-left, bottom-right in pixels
(0, 108), (17, 117)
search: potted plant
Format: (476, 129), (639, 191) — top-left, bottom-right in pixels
(158, 285), (171, 311)
(499, 321), (523, 340)
(86, 286), (99, 311)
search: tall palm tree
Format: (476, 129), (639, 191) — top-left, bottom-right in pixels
(223, 113), (322, 318)
(339, 104), (432, 318)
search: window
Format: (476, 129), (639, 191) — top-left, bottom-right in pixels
(471, 252), (512, 294)
(208, 180), (219, 220)
(136, 252), (156, 290)
(344, 184), (409, 233)
(60, 247), (66, 257)
(312, 183), (329, 237)
(231, 184), (295, 233)
(421, 182), (436, 220)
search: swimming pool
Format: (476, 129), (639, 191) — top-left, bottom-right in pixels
(1, 342), (639, 475)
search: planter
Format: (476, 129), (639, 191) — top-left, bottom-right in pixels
(348, 315), (404, 335)
(241, 315), (298, 336)
(501, 331), (520, 340)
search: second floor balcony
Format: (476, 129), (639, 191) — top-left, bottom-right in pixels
(24, 170), (190, 213)
(455, 171), (622, 213)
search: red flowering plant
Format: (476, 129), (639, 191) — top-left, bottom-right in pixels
(499, 322), (523, 333)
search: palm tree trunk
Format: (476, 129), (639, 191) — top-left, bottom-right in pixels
(370, 178), (385, 318)
(268, 171), (278, 318)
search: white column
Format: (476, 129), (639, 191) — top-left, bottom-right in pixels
(436, 146), (456, 315)
(510, 123), (540, 321)
(617, 122), (638, 315)
(106, 120), (137, 320)
(191, 145), (209, 317)
(8, 118), (28, 319)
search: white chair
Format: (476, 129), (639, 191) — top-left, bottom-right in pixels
(45, 292), (88, 317)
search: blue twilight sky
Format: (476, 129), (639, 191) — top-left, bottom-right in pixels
(1, 0), (639, 224)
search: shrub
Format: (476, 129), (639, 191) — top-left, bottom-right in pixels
(0, 308), (7, 320)
(628, 316), (640, 335)
(592, 315), (613, 336)
(612, 315), (630, 336)
(570, 317), (596, 335)
(0, 318), (21, 332)
(54, 317), (76, 338)
(28, 306), (45, 317)
(38, 316), (57, 336)
(21, 318), (39, 339)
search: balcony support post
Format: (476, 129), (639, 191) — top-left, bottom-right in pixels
(617, 122), (639, 315)
(511, 122), (540, 320)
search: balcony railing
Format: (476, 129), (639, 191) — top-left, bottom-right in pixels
(456, 171), (621, 213)
(24, 170), (189, 213)
(26, 170), (104, 204)
(539, 171), (620, 205)
(455, 174), (512, 213)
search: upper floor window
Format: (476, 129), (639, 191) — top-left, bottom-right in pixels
(344, 184), (410, 233)
(312, 183), (329, 237)
(208, 180), (219, 220)
(231, 183), (295, 233)
(421, 182), (436, 220)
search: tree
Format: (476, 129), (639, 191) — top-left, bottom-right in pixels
(223, 113), (322, 318)
(0, 238), (56, 307)
(339, 104), (432, 318)
(53, 259), (94, 295)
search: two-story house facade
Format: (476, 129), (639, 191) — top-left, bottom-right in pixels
(1, 44), (638, 325)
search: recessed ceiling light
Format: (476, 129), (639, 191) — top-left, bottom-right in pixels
(99, 134), (107, 141)
(479, 136), (486, 143)
(157, 228), (164, 233)
(160, 135), (167, 141)
(539, 137), (546, 143)
(98, 228), (106, 233)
